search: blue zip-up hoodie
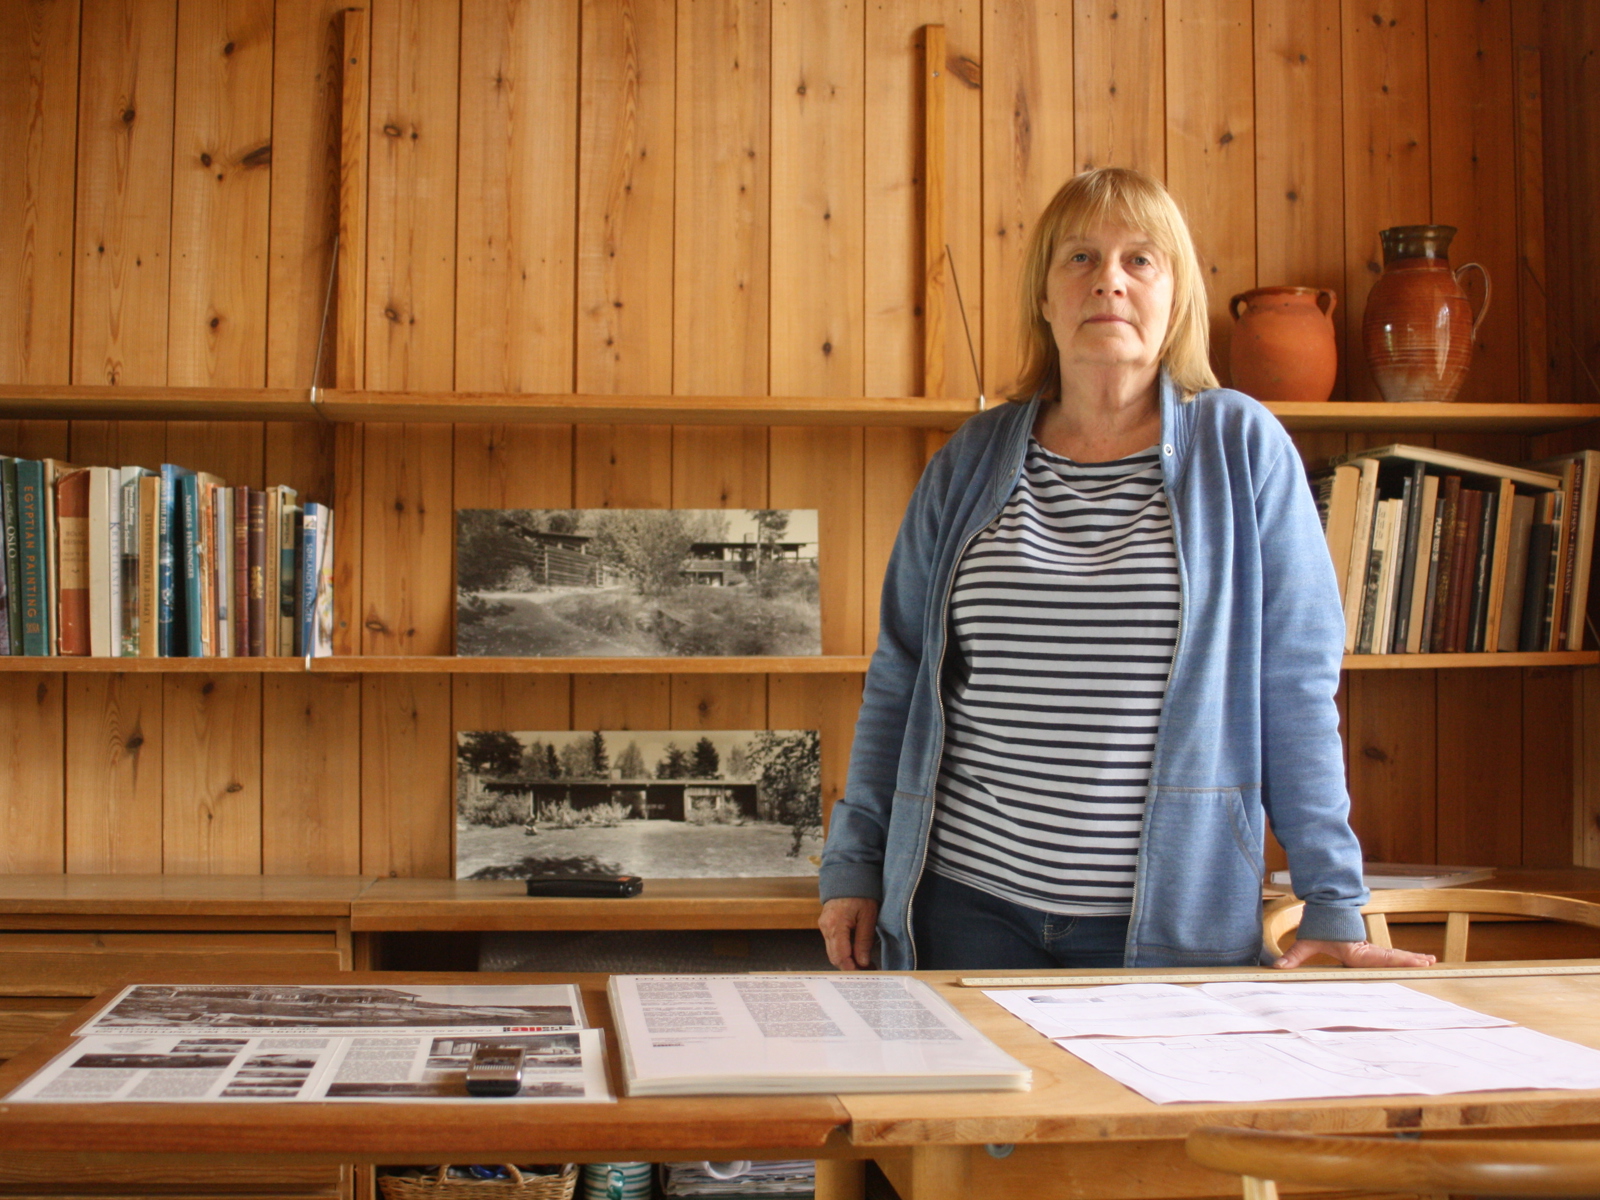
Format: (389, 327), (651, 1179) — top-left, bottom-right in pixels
(819, 375), (1370, 968)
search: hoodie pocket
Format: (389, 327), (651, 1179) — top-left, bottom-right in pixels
(1137, 786), (1264, 960)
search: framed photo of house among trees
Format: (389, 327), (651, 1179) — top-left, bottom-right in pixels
(455, 729), (822, 880)
(455, 509), (820, 656)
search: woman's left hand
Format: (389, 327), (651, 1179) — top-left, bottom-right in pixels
(1273, 938), (1437, 969)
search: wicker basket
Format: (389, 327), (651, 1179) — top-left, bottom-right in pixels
(379, 1165), (577, 1200)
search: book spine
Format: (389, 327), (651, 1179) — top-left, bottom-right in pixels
(205, 483), (223, 657)
(281, 506), (301, 655)
(1427, 477), (1461, 653)
(1390, 465), (1425, 652)
(181, 475), (203, 656)
(2, 459), (21, 653)
(247, 489), (266, 658)
(119, 477), (139, 655)
(138, 476), (160, 657)
(1343, 461), (1379, 652)
(1498, 496), (1536, 652)
(1443, 485), (1478, 653)
(299, 506), (319, 658)
(1557, 459), (1583, 648)
(16, 462), (48, 655)
(1466, 489), (1497, 652)
(263, 490), (280, 656)
(314, 506), (334, 657)
(1541, 490), (1565, 649)
(0, 461), (10, 655)
(1356, 503), (1389, 654)
(234, 485), (251, 656)
(102, 470), (120, 658)
(1522, 521), (1556, 651)
(55, 469), (90, 656)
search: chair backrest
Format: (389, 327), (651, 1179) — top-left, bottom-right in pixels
(1187, 1126), (1600, 1198)
(1261, 889), (1600, 962)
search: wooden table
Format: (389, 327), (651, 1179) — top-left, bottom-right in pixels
(3, 965), (1600, 1200)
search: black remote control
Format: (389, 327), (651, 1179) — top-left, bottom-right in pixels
(524, 874), (644, 898)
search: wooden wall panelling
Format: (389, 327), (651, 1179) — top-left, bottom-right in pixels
(0, 0), (78, 384)
(578, 0), (676, 395)
(73, 0), (178, 387)
(1426, 0), (1517, 406)
(1509, 0), (1547, 406)
(669, 674), (768, 730)
(67, 422), (167, 472)
(336, 4), (369, 391)
(1345, 669), (1435, 863)
(1581, 668), (1600, 868)
(1252, 0), (1344, 396)
(261, 673), (361, 873)
(1339, 0), (1430, 404)
(862, 426), (926, 651)
(456, 0), (579, 394)
(771, 428), (865, 655)
(769, 673), (862, 832)
(64, 674), (164, 873)
(1520, 666), (1574, 867)
(331, 422), (362, 655)
(981, 0), (1073, 398)
(1165, 0), (1254, 383)
(1074, 0), (1165, 177)
(169, 0), (273, 388)
(770, 0), (865, 398)
(267, 0), (345, 390)
(674, 0), (770, 397)
(454, 676), (572, 736)
(361, 422), (453, 654)
(0, 675), (65, 873)
(162, 673), (262, 872)
(366, 0), (458, 391)
(573, 676), (672, 732)
(361, 674), (453, 877)
(1437, 668), (1522, 865)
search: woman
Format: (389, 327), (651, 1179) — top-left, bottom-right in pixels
(818, 167), (1432, 973)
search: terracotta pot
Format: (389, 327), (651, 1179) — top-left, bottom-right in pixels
(1361, 225), (1491, 403)
(1228, 286), (1339, 403)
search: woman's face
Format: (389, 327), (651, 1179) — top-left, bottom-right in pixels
(1039, 220), (1175, 379)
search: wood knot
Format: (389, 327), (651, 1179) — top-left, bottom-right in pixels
(200, 152), (213, 167)
(226, 781), (243, 793)
(242, 144), (272, 168)
(223, 41), (235, 55)
(210, 316), (220, 329)
(383, 123), (403, 137)
(121, 108), (136, 124)
(1363, 745), (1388, 762)
(202, 681), (215, 695)
(948, 56), (981, 88)
(125, 734), (144, 751)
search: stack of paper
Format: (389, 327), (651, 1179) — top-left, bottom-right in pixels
(985, 981), (1600, 1105)
(660, 1161), (815, 1197)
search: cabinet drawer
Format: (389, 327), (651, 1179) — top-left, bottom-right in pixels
(0, 932), (347, 997)
(0, 1156), (344, 1196)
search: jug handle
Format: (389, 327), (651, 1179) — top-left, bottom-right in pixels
(1455, 262), (1492, 339)
(1229, 293), (1249, 322)
(1316, 289), (1337, 318)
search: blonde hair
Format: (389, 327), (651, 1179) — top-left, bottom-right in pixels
(1009, 167), (1218, 403)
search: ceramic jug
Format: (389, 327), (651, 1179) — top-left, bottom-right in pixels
(1361, 225), (1490, 403)
(1228, 287), (1339, 403)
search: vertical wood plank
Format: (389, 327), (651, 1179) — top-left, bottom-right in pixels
(1521, 666), (1573, 867)
(361, 422), (453, 654)
(162, 674), (262, 873)
(453, 675), (573, 734)
(1510, 0), (1546, 406)
(1427, 0), (1517, 405)
(366, 0), (458, 391)
(1581, 668), (1600, 867)
(572, 676), (672, 731)
(166, 420), (265, 488)
(920, 24), (946, 399)
(331, 422), (362, 655)
(0, 675), (65, 873)
(335, 5), (369, 390)
(1253, 0), (1344, 396)
(1340, 0), (1430, 403)
(266, 0), (346, 389)
(1074, 0), (1165, 177)
(65, 675), (164, 873)
(980, 0), (1072, 398)
(1346, 670), (1435, 863)
(169, 0), (273, 388)
(264, 422), (335, 504)
(669, 675), (768, 730)
(573, 425), (673, 508)
(0, 0), (79, 385)
(771, 427), (865, 655)
(456, 0), (579, 394)
(1436, 668), (1522, 865)
(73, 0), (178, 386)
(68, 422), (167, 472)
(361, 674), (453, 877)
(862, 428), (927, 651)
(769, 673), (862, 831)
(674, 0), (770, 396)
(455, 425), (575, 510)
(0, 423), (71, 461)
(1164, 0), (1254, 382)
(770, 0), (865, 397)
(577, 0), (676, 395)
(261, 673), (362, 874)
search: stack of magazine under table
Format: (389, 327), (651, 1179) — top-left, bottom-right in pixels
(1310, 445), (1598, 655)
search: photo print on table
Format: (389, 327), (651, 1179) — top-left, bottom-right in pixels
(456, 729), (822, 880)
(455, 509), (820, 656)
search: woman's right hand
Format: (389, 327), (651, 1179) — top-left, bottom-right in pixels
(819, 897), (880, 970)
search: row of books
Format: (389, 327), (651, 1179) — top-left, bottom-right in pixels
(0, 457), (334, 658)
(1311, 444), (1597, 655)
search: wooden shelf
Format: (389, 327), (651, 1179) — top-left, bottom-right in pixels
(0, 384), (978, 428)
(1342, 651), (1599, 669)
(5, 385), (1600, 434)
(0, 655), (874, 674)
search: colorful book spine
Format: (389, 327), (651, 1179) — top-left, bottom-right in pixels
(313, 505), (334, 657)
(281, 503), (301, 655)
(137, 475), (160, 657)
(54, 468), (90, 656)
(0, 463), (8, 656)
(16, 460), (49, 656)
(180, 473), (204, 656)
(1, 458), (21, 653)
(247, 489), (266, 658)
(159, 464), (192, 657)
(118, 468), (145, 656)
(235, 485), (251, 657)
(299, 504), (320, 658)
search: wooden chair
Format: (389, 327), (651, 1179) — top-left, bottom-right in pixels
(1262, 889), (1600, 962)
(1186, 1126), (1600, 1199)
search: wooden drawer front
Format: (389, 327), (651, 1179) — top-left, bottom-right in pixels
(0, 932), (347, 996)
(0, 1156), (344, 1196)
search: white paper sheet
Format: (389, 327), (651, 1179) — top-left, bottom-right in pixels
(75, 983), (586, 1038)
(7, 1029), (612, 1103)
(1299, 1026), (1600, 1094)
(1198, 982), (1512, 1032)
(609, 974), (1030, 1094)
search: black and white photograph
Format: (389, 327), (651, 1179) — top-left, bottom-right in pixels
(456, 729), (823, 880)
(455, 509), (820, 656)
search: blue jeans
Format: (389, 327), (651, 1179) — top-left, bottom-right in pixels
(910, 870), (1130, 970)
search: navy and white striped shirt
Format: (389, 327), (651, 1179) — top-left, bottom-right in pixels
(926, 439), (1180, 915)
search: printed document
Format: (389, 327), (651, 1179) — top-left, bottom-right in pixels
(7, 1029), (612, 1103)
(609, 974), (1030, 1095)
